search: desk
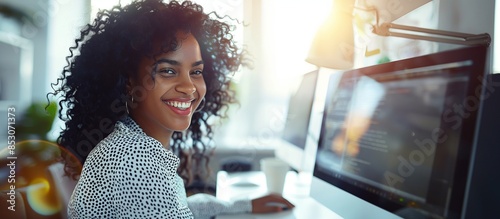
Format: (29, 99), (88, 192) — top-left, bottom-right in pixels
(215, 171), (343, 219)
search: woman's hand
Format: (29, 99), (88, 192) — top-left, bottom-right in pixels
(251, 194), (295, 214)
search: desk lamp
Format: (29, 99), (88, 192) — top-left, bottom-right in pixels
(306, 0), (491, 69)
(305, 0), (356, 70)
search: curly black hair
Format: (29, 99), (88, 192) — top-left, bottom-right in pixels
(49, 0), (244, 183)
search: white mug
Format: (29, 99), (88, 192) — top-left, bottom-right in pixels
(260, 157), (290, 194)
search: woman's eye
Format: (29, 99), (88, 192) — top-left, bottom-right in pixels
(158, 68), (175, 75)
(192, 70), (203, 76)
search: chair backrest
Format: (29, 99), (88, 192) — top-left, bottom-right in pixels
(48, 162), (78, 218)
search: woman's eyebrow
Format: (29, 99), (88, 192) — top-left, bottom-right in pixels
(192, 60), (204, 67)
(153, 58), (179, 66)
(153, 59), (203, 67)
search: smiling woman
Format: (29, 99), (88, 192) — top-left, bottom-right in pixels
(48, 0), (293, 218)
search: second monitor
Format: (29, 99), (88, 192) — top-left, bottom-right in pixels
(274, 70), (319, 172)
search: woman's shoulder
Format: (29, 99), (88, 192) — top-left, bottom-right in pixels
(94, 119), (159, 157)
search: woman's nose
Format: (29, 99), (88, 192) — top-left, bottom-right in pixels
(175, 74), (196, 94)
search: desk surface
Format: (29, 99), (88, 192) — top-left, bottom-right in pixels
(215, 171), (343, 219)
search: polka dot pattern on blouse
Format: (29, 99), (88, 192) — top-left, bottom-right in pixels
(67, 116), (251, 219)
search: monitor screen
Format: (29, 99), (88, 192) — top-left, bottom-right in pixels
(313, 46), (487, 219)
(282, 70), (319, 150)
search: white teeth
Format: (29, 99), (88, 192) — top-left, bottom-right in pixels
(165, 101), (192, 110)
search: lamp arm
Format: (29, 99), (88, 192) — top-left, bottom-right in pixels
(374, 23), (491, 46)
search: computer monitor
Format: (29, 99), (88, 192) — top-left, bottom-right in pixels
(274, 70), (319, 172)
(311, 45), (489, 219)
(282, 70), (319, 149)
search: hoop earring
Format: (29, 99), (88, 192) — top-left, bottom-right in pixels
(126, 95), (134, 115)
(195, 98), (206, 113)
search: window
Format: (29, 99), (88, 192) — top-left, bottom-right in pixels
(217, 0), (332, 147)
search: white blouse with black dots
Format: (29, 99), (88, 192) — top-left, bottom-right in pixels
(67, 116), (251, 218)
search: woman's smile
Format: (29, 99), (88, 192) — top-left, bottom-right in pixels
(163, 98), (195, 116)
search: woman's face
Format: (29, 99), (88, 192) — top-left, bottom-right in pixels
(128, 32), (206, 144)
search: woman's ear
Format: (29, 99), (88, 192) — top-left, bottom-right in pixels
(126, 75), (135, 95)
